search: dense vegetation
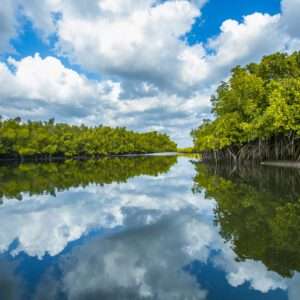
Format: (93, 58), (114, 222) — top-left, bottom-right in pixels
(0, 118), (177, 160)
(0, 156), (177, 201)
(193, 162), (300, 277)
(192, 51), (300, 162)
(177, 147), (196, 154)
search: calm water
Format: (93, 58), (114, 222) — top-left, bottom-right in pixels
(0, 156), (299, 300)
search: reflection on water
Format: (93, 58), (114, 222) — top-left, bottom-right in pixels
(0, 156), (177, 201)
(193, 163), (300, 278)
(0, 156), (299, 299)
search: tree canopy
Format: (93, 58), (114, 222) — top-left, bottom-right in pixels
(0, 118), (177, 160)
(192, 51), (300, 161)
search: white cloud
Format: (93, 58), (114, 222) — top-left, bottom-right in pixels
(0, 54), (123, 123)
(7, 54), (93, 104)
(19, 0), (60, 39)
(55, 0), (204, 93)
(0, 0), (18, 52)
(208, 13), (282, 63)
(1, 0), (208, 94)
(204, 13), (287, 85)
(281, 0), (300, 39)
(24, 0), (298, 94)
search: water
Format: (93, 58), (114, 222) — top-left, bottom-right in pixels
(0, 156), (299, 300)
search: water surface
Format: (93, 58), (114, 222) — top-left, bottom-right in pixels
(0, 156), (299, 300)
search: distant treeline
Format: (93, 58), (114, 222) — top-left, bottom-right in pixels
(0, 118), (177, 160)
(192, 51), (300, 162)
(193, 162), (300, 277)
(0, 156), (177, 201)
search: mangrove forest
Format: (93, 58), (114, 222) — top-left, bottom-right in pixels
(0, 118), (177, 161)
(192, 51), (300, 163)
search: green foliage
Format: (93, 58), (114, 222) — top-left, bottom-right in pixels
(0, 119), (177, 159)
(192, 51), (300, 160)
(0, 156), (177, 201)
(177, 147), (196, 153)
(193, 162), (300, 277)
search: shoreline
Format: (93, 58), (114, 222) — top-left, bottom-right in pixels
(261, 161), (300, 169)
(0, 152), (180, 164)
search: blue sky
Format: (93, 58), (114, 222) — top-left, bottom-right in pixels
(188, 0), (281, 43)
(0, 0), (298, 146)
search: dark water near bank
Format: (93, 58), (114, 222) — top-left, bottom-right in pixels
(0, 156), (299, 300)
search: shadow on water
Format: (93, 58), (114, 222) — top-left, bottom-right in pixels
(0, 156), (177, 201)
(193, 162), (300, 278)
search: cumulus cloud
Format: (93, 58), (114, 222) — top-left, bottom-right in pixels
(281, 0), (300, 39)
(16, 0), (297, 94)
(0, 0), (18, 52)
(18, 0), (59, 38)
(6, 54), (96, 104)
(204, 13), (286, 85)
(0, 0), (206, 93)
(55, 0), (205, 93)
(0, 54), (122, 123)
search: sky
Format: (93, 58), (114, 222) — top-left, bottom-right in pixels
(0, 0), (299, 146)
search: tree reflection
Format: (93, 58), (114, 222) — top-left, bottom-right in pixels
(193, 163), (300, 277)
(0, 156), (177, 201)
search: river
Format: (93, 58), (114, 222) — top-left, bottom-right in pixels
(0, 156), (298, 300)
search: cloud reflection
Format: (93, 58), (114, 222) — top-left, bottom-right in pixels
(0, 157), (297, 298)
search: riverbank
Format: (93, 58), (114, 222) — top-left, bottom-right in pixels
(0, 152), (184, 164)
